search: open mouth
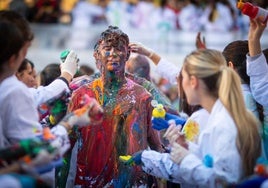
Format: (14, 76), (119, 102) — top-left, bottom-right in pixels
(107, 61), (120, 68)
(112, 62), (119, 67)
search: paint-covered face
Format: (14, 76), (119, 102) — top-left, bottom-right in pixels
(98, 39), (129, 73)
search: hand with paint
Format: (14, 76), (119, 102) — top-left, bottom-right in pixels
(119, 151), (143, 166)
(61, 95), (103, 129)
(163, 123), (187, 147)
(0, 126), (70, 175)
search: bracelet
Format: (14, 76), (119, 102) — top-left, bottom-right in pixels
(58, 76), (69, 86)
(148, 51), (154, 59)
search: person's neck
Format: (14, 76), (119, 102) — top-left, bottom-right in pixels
(0, 71), (13, 83)
(101, 71), (126, 90)
(200, 95), (217, 113)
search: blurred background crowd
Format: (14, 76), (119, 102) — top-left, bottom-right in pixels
(0, 0), (267, 31)
(1, 0), (268, 111)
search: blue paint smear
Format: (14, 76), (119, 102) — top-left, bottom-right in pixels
(105, 51), (110, 57)
(113, 172), (130, 188)
(133, 122), (141, 134)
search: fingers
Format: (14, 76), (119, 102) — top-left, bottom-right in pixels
(175, 133), (188, 149)
(129, 42), (150, 56)
(163, 123), (176, 138)
(195, 32), (206, 49)
(129, 43), (142, 54)
(85, 97), (103, 125)
(163, 124), (181, 144)
(65, 50), (78, 64)
(60, 50), (79, 77)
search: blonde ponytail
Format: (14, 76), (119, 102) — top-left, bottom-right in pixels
(219, 67), (261, 176)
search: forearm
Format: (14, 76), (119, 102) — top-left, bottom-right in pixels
(248, 35), (262, 57)
(247, 18), (267, 57)
(141, 150), (182, 183)
(30, 78), (69, 107)
(147, 51), (161, 65)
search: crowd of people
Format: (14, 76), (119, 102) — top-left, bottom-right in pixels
(2, 0), (268, 32)
(1, 1), (268, 188)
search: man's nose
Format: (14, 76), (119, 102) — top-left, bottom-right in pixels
(110, 48), (119, 57)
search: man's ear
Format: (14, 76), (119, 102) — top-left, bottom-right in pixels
(125, 46), (131, 61)
(228, 61), (234, 69)
(93, 51), (98, 60)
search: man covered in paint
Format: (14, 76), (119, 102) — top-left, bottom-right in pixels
(66, 26), (164, 187)
(69, 44), (178, 115)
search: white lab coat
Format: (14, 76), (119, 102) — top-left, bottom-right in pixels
(0, 75), (42, 147)
(141, 100), (242, 187)
(247, 53), (268, 107)
(247, 53), (268, 160)
(29, 78), (69, 107)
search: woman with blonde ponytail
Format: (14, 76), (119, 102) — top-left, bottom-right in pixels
(121, 48), (261, 187)
(182, 49), (261, 178)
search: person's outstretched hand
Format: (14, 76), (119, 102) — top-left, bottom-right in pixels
(152, 112), (186, 131)
(62, 95), (103, 128)
(119, 151), (143, 166)
(60, 50), (79, 77)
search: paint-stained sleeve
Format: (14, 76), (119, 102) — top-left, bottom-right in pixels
(67, 85), (95, 145)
